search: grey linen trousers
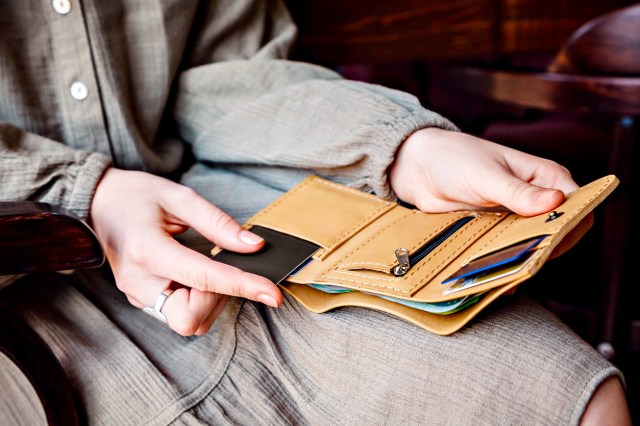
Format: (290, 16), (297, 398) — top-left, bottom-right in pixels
(0, 167), (622, 425)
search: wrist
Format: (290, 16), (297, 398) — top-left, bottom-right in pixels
(389, 127), (450, 204)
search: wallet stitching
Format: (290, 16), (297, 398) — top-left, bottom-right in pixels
(464, 177), (612, 262)
(321, 212), (467, 293)
(339, 261), (392, 268)
(466, 216), (520, 262)
(332, 270), (400, 282)
(547, 177), (611, 233)
(321, 210), (421, 276)
(315, 179), (393, 253)
(249, 176), (391, 254)
(324, 203), (392, 253)
(339, 213), (467, 270)
(407, 214), (503, 293)
(321, 272), (409, 292)
(321, 216), (499, 294)
(327, 211), (464, 274)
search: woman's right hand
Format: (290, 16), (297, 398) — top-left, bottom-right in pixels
(89, 168), (282, 336)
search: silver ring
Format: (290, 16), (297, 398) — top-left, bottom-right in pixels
(142, 289), (174, 323)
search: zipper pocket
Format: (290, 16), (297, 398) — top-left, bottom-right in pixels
(393, 216), (474, 276)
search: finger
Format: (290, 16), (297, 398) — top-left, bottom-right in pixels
(479, 168), (567, 216)
(160, 186), (264, 253)
(126, 294), (145, 309)
(161, 287), (219, 336)
(144, 235), (282, 306)
(114, 267), (169, 308)
(125, 276), (223, 336)
(195, 295), (228, 336)
(504, 149), (579, 195)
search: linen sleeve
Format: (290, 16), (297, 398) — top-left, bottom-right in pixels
(172, 0), (458, 198)
(0, 123), (111, 219)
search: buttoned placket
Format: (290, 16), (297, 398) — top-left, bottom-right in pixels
(48, 0), (113, 158)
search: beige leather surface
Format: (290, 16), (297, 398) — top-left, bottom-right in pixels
(316, 211), (505, 298)
(246, 176), (395, 259)
(220, 174), (619, 335)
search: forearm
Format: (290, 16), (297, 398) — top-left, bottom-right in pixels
(173, 60), (458, 198)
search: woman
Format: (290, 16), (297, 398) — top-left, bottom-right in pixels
(0, 0), (630, 424)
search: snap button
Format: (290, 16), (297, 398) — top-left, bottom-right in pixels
(69, 81), (88, 101)
(52, 0), (72, 15)
(545, 211), (564, 222)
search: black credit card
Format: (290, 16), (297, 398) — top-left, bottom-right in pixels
(211, 225), (320, 284)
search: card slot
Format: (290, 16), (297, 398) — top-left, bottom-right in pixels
(437, 248), (546, 300)
(410, 227), (560, 303)
(459, 216), (554, 264)
(442, 235), (548, 285)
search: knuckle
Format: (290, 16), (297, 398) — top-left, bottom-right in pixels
(192, 268), (248, 299)
(540, 159), (570, 177)
(124, 238), (150, 267)
(172, 312), (200, 336)
(115, 280), (130, 294)
(172, 322), (199, 337)
(209, 209), (237, 233)
(114, 274), (134, 295)
(506, 180), (530, 200)
(185, 269), (210, 291)
(174, 185), (199, 204)
(125, 295), (141, 308)
(231, 275), (249, 299)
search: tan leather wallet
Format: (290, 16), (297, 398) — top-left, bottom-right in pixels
(212, 175), (618, 335)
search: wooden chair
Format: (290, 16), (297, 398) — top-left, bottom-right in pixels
(432, 4), (640, 360)
(0, 202), (103, 426)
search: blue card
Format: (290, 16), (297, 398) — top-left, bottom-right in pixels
(441, 235), (547, 285)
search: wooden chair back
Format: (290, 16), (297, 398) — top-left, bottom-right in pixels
(549, 4), (640, 75)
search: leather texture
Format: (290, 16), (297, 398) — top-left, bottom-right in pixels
(215, 175), (619, 335)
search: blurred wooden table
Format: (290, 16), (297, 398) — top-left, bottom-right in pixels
(286, 0), (631, 63)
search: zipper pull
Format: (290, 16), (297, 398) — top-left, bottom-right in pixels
(393, 248), (410, 277)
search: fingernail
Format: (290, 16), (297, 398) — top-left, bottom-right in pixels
(240, 230), (263, 245)
(258, 294), (278, 308)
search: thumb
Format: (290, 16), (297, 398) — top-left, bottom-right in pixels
(491, 176), (566, 217)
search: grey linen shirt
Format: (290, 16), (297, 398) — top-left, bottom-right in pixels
(0, 0), (456, 220)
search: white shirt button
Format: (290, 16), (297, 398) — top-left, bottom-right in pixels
(52, 0), (72, 15)
(69, 81), (88, 101)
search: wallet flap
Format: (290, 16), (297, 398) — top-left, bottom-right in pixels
(461, 175), (618, 262)
(409, 174), (619, 302)
(245, 176), (396, 259)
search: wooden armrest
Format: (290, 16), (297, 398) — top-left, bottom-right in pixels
(0, 202), (104, 276)
(0, 203), (97, 425)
